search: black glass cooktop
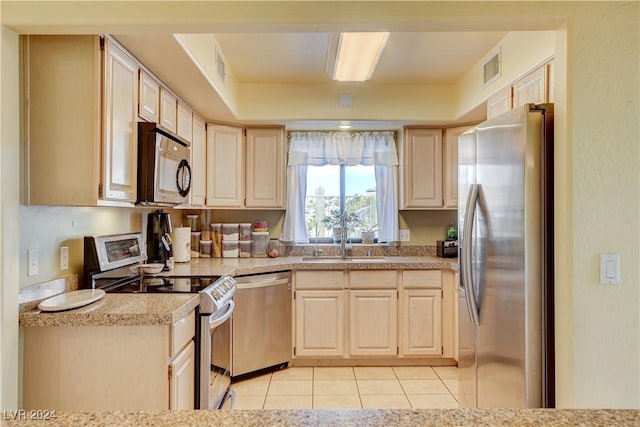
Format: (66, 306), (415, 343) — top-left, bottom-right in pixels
(104, 276), (219, 293)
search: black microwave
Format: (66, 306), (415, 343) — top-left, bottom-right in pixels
(137, 122), (191, 206)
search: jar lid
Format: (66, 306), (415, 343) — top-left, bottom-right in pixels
(223, 223), (239, 227)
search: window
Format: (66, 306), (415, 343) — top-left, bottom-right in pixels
(306, 165), (377, 242)
(281, 130), (399, 244)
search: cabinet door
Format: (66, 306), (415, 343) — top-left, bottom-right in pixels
(190, 114), (206, 206)
(103, 39), (138, 202)
(349, 290), (397, 356)
(138, 70), (159, 123)
(159, 87), (177, 133)
(486, 86), (512, 120)
(177, 99), (193, 143)
(513, 65), (547, 108)
(401, 289), (442, 356)
(245, 127), (285, 208)
(402, 128), (443, 208)
(295, 290), (345, 357)
(169, 340), (195, 410)
(546, 59), (555, 103)
(206, 124), (244, 207)
(444, 125), (473, 208)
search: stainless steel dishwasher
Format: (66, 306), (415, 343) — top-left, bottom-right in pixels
(230, 271), (292, 377)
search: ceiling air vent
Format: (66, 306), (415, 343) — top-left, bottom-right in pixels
(483, 48), (501, 86)
(216, 45), (226, 83)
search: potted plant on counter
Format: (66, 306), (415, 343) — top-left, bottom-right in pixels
(322, 209), (363, 243)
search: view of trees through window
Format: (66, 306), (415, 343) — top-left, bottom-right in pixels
(305, 165), (377, 242)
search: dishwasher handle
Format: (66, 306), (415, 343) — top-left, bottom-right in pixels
(235, 278), (290, 290)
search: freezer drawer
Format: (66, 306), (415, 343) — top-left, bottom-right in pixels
(231, 271), (292, 377)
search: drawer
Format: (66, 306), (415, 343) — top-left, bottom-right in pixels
(170, 310), (195, 357)
(296, 270), (345, 289)
(402, 270), (443, 289)
(349, 270), (397, 289)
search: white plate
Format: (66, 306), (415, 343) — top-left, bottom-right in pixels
(38, 289), (106, 312)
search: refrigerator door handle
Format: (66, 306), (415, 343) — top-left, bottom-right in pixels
(462, 184), (481, 326)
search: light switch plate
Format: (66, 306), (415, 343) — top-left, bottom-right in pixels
(600, 253), (619, 285)
(399, 229), (410, 242)
(60, 246), (69, 270)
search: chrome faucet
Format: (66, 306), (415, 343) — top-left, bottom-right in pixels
(340, 210), (348, 259)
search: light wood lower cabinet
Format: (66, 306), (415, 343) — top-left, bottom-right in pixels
(295, 290), (346, 357)
(22, 310), (196, 411)
(401, 289), (442, 356)
(170, 340), (195, 410)
(294, 269), (452, 360)
(349, 290), (397, 356)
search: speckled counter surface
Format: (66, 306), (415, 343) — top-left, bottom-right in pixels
(167, 255), (458, 277)
(19, 256), (456, 328)
(2, 409), (638, 426)
(19, 294), (199, 327)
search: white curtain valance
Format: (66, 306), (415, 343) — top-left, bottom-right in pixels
(288, 131), (398, 166)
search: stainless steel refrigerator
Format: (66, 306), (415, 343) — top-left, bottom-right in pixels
(457, 103), (554, 408)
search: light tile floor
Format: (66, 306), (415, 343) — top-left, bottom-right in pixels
(232, 366), (459, 410)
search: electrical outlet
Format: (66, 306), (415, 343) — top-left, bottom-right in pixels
(27, 249), (39, 276)
(399, 229), (410, 242)
(60, 246), (69, 270)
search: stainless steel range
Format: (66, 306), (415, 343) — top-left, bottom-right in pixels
(84, 233), (237, 409)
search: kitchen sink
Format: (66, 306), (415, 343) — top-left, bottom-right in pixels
(300, 256), (387, 263)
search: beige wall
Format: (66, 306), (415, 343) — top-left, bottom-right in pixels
(1, 0), (639, 410)
(237, 82), (455, 122)
(19, 206), (149, 288)
(399, 210), (457, 245)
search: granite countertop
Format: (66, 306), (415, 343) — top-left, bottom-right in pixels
(19, 256), (456, 328)
(168, 255), (458, 277)
(2, 408), (637, 426)
(19, 294), (199, 327)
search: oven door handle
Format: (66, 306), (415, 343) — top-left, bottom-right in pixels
(208, 300), (235, 330)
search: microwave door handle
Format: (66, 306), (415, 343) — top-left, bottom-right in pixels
(176, 159), (191, 197)
(209, 300), (234, 330)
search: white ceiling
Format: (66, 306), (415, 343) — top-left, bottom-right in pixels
(214, 31), (506, 84)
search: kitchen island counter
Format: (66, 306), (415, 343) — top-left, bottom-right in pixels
(3, 408), (637, 426)
(19, 293), (199, 327)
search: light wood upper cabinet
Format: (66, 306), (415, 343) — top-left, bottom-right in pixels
(102, 39), (139, 202)
(444, 125), (473, 208)
(205, 125), (286, 209)
(546, 59), (555, 103)
(488, 60), (554, 120)
(349, 290), (397, 356)
(138, 70), (159, 123)
(245, 127), (286, 208)
(177, 99), (193, 143)
(159, 87), (177, 133)
(295, 290), (346, 357)
(513, 65), (547, 108)
(402, 128), (443, 209)
(401, 289), (442, 356)
(486, 86), (512, 120)
(206, 124), (244, 207)
(25, 35), (138, 206)
(189, 114), (206, 206)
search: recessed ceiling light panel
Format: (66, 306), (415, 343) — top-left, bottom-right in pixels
(333, 32), (390, 82)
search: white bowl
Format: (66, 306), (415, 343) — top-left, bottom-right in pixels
(140, 263), (164, 274)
